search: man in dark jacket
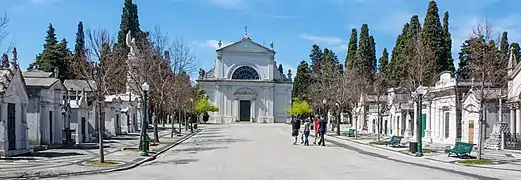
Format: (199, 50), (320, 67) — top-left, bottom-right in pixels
(291, 117), (301, 145)
(317, 117), (327, 146)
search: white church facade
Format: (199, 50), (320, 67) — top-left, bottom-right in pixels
(197, 33), (293, 124)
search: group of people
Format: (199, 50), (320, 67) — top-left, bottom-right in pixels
(291, 116), (327, 146)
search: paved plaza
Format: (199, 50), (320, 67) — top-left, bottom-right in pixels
(58, 124), (521, 180)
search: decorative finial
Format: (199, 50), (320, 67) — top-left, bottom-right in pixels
(218, 40), (222, 48)
(269, 41), (274, 49)
(244, 25), (248, 37)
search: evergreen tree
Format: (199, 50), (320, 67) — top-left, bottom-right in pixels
(511, 42), (521, 63)
(420, 0), (444, 73)
(309, 44), (323, 75)
(29, 24), (68, 73)
(345, 28), (358, 70)
(456, 39), (471, 79)
(56, 38), (73, 79)
(500, 31), (509, 56)
(292, 60), (312, 102)
(369, 36), (377, 73)
(357, 24), (372, 79)
(70, 21), (87, 79)
(277, 64), (284, 74)
(378, 48), (389, 72)
(117, 0), (144, 52)
(389, 23), (410, 86)
(441, 11), (455, 72)
(1, 53), (8, 68)
(11, 47), (17, 66)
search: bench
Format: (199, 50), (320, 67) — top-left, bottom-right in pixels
(444, 142), (475, 158)
(384, 136), (404, 147)
(343, 129), (356, 137)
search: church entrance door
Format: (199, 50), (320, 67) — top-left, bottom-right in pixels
(239, 100), (251, 121)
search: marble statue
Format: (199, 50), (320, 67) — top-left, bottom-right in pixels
(126, 30), (138, 56)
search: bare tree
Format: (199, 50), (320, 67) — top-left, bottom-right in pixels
(0, 13), (13, 54)
(71, 28), (124, 163)
(126, 26), (197, 140)
(371, 67), (391, 141)
(465, 20), (507, 160)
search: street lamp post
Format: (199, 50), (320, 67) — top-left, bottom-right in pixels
(335, 102), (340, 135)
(416, 85), (426, 157)
(322, 98), (327, 121)
(189, 98), (194, 133)
(140, 82), (150, 156)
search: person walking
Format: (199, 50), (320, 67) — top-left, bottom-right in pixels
(291, 117), (301, 145)
(303, 119), (311, 146)
(313, 117), (320, 144)
(317, 117), (327, 146)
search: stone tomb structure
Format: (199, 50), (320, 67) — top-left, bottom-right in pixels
(197, 33), (293, 124)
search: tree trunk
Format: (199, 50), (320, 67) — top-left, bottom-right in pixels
(377, 103), (381, 142)
(153, 108), (159, 143)
(98, 102), (105, 163)
(477, 108), (484, 160)
(178, 110), (182, 134)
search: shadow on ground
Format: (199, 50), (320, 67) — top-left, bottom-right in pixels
(194, 135), (226, 139)
(146, 158), (199, 166)
(172, 146), (228, 153)
(23, 151), (86, 158)
(109, 137), (138, 141)
(184, 138), (250, 146)
(67, 144), (111, 150)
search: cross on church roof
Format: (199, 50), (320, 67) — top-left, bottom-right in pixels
(244, 25), (248, 36)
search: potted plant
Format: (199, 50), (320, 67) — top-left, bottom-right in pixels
(194, 96), (219, 124)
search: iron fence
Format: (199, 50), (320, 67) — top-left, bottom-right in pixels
(504, 133), (521, 150)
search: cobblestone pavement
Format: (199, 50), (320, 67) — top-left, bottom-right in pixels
(60, 124), (519, 180)
(0, 125), (194, 179)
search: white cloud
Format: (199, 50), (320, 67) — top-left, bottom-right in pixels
(299, 34), (347, 52)
(196, 40), (233, 49)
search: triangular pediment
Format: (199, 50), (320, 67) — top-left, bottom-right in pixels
(217, 38), (274, 53)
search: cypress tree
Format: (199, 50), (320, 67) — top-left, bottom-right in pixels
(277, 64), (284, 74)
(309, 44), (323, 75)
(511, 42), (521, 63)
(70, 21), (87, 79)
(357, 24), (372, 79)
(456, 39), (471, 79)
(369, 36), (377, 74)
(56, 38), (72, 79)
(441, 11), (455, 72)
(389, 23), (410, 86)
(292, 60), (312, 102)
(117, 0), (143, 52)
(420, 0), (444, 73)
(378, 48), (389, 72)
(11, 47), (17, 66)
(500, 32), (509, 56)
(345, 28), (358, 70)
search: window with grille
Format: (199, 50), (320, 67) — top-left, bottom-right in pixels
(231, 66), (260, 80)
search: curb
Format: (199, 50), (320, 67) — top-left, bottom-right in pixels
(325, 134), (521, 172)
(1, 130), (202, 179)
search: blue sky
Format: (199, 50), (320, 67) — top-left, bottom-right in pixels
(1, 0), (521, 78)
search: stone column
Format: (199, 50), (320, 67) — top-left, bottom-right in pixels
(510, 104), (516, 134)
(517, 103), (521, 134)
(251, 99), (256, 123)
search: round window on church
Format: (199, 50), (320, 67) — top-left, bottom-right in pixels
(231, 66), (260, 80)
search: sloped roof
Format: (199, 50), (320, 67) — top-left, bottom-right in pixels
(216, 37), (275, 53)
(23, 69), (53, 78)
(465, 88), (505, 101)
(24, 77), (59, 88)
(63, 80), (97, 91)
